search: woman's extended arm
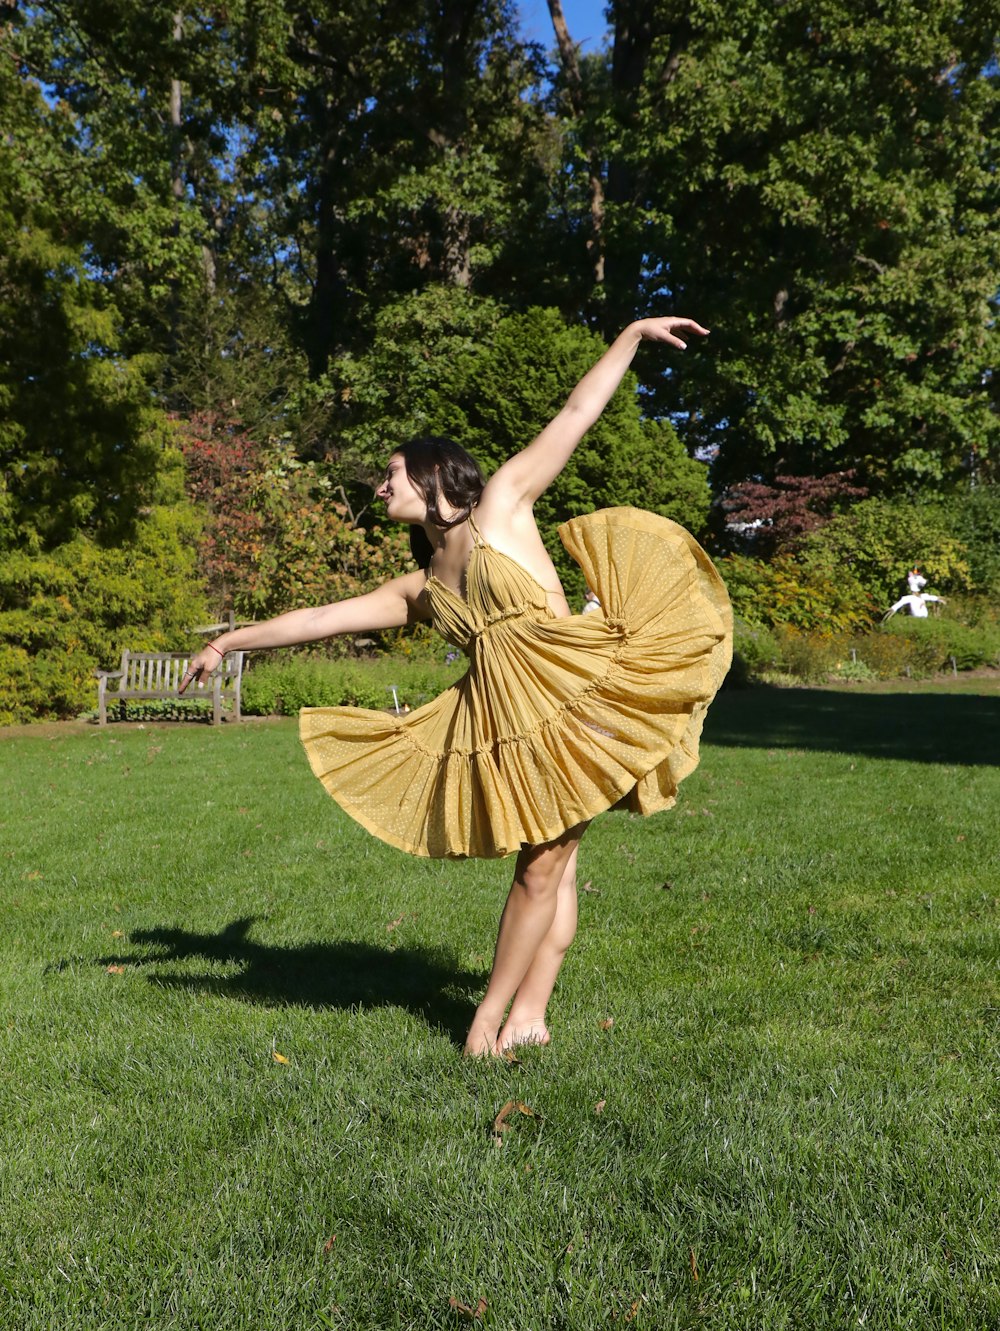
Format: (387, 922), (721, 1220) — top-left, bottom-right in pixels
(179, 569), (429, 692)
(485, 316), (708, 509)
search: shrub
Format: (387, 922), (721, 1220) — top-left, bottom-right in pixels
(0, 507), (209, 725)
(941, 486), (1000, 596)
(771, 627), (846, 683)
(802, 497), (971, 608)
(93, 698), (215, 724)
(717, 552), (874, 634)
(731, 620), (784, 683)
(881, 617), (1000, 672)
(240, 655), (466, 717)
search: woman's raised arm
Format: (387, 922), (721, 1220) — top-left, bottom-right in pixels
(485, 316), (708, 510)
(179, 569), (429, 693)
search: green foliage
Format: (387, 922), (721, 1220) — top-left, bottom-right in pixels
(940, 484), (1000, 596)
(615, 0), (1000, 491)
(240, 656), (465, 717)
(731, 619), (784, 684)
(0, 61), (166, 552)
(177, 417), (411, 622)
(733, 612), (1000, 685)
(881, 616), (1000, 672)
(96, 698), (215, 724)
(429, 305), (710, 590)
(318, 285), (506, 483)
(802, 496), (972, 608)
(0, 505), (209, 724)
(718, 550), (874, 634)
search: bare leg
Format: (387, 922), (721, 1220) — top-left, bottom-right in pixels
(496, 844), (581, 1051)
(464, 823), (587, 1057)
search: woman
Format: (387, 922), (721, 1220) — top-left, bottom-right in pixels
(181, 317), (732, 1056)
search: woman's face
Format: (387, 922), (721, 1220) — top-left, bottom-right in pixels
(375, 453), (426, 523)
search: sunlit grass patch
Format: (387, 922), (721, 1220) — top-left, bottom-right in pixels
(1, 684), (998, 1330)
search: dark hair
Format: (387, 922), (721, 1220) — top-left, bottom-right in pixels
(393, 436), (486, 569)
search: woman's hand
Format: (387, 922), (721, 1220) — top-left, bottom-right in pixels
(633, 316), (710, 349)
(482, 313), (710, 509)
(178, 642), (226, 695)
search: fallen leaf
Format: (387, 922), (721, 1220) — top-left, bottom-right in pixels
(625, 1297), (644, 1322)
(386, 914), (406, 932)
(956, 835), (966, 842)
(689, 1248), (699, 1282)
(322, 1235), (337, 1255)
(272, 1050), (290, 1065)
(111, 929), (124, 938)
(599, 1018), (614, 1031)
(491, 1099), (538, 1141)
(448, 1296), (487, 1321)
(594, 1099), (606, 1115)
(502, 1048), (522, 1066)
(660, 881), (674, 891)
(106, 964), (125, 975)
(579, 879), (600, 894)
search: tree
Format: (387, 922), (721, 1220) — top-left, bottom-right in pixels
(176, 413), (409, 623)
(13, 2), (555, 382)
(0, 48), (165, 551)
(718, 470), (869, 556)
(549, 0), (1000, 492)
(411, 304), (712, 592)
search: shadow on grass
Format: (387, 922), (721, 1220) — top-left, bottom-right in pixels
(706, 686), (999, 766)
(97, 916), (481, 1046)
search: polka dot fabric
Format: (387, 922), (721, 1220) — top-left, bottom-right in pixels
(299, 508), (732, 858)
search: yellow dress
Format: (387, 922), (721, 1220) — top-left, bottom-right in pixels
(300, 507), (732, 859)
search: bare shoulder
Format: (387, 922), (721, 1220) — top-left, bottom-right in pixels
(393, 567), (432, 611)
(471, 488), (563, 592)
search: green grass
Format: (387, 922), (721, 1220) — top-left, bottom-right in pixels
(2, 682), (999, 1330)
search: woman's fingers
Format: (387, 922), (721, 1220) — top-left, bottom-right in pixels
(640, 316), (710, 348)
(179, 656), (211, 694)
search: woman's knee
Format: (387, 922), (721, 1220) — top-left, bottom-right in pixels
(517, 857), (562, 902)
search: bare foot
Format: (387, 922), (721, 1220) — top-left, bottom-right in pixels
(495, 1018), (551, 1053)
(463, 1018), (501, 1058)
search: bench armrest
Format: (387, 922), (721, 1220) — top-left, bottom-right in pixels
(93, 669), (124, 680)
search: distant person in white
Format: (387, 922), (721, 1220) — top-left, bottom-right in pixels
(883, 567), (946, 620)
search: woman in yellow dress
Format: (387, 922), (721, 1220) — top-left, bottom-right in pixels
(182, 317), (732, 1056)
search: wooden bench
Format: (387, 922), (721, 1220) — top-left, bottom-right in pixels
(94, 650), (245, 726)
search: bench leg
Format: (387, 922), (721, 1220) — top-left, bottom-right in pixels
(98, 680), (107, 726)
(212, 677), (221, 726)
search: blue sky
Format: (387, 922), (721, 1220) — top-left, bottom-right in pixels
(517, 1), (611, 52)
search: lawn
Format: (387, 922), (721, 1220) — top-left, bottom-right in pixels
(2, 682), (999, 1330)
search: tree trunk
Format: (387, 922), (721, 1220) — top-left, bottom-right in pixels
(546, 0), (605, 288)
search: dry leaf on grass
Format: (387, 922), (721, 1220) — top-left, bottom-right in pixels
(106, 964), (126, 975)
(272, 1050), (290, 1065)
(594, 1099), (607, 1115)
(322, 1235), (336, 1255)
(579, 879), (600, 894)
(448, 1295), (487, 1320)
(689, 1248), (699, 1281)
(490, 1099), (538, 1143)
(599, 1018), (614, 1031)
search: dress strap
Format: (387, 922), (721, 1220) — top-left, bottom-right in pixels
(468, 510), (485, 546)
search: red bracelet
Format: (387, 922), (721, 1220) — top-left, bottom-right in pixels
(206, 642), (225, 659)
